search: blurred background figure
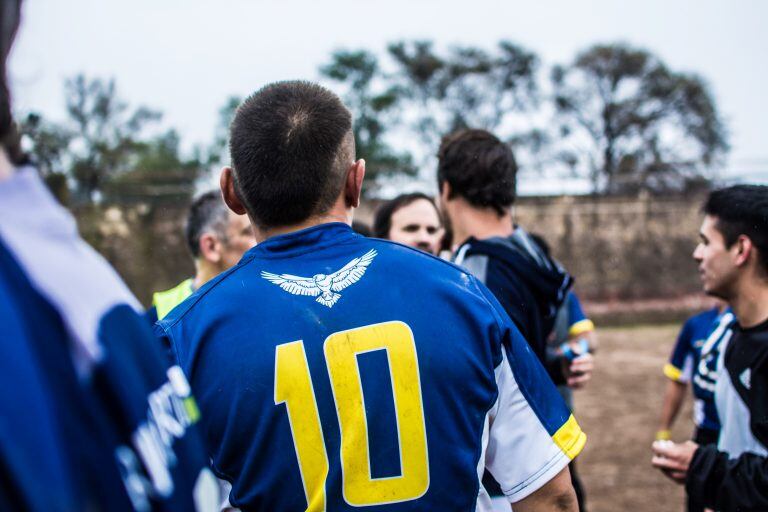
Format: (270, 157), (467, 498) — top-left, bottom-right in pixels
(528, 233), (598, 395)
(437, 129), (592, 511)
(0, 1), (218, 509)
(656, 299), (731, 512)
(149, 190), (255, 321)
(373, 192), (444, 255)
(532, 231), (598, 512)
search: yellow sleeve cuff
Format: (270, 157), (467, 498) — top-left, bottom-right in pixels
(663, 363), (683, 382)
(552, 415), (587, 460)
(568, 319), (595, 337)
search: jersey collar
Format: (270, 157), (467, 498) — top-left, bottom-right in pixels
(246, 222), (357, 260)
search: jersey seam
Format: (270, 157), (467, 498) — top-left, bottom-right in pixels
(501, 447), (571, 498)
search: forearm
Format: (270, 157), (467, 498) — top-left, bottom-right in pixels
(658, 380), (686, 432)
(513, 466), (578, 512)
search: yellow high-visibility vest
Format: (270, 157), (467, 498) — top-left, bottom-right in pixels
(152, 278), (194, 320)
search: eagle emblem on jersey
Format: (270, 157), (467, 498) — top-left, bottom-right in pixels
(261, 249), (377, 308)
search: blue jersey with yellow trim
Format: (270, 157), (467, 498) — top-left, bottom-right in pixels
(666, 308), (730, 431)
(158, 223), (585, 511)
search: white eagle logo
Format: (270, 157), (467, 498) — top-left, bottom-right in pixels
(261, 249), (377, 308)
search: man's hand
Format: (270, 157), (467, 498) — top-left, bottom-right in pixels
(565, 353), (594, 389)
(651, 440), (699, 484)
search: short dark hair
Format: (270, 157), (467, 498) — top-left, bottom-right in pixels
(185, 190), (229, 258)
(229, 81), (353, 229)
(437, 129), (517, 216)
(372, 192), (441, 239)
(703, 184), (768, 274)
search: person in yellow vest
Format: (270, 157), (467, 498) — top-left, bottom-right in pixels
(150, 190), (256, 321)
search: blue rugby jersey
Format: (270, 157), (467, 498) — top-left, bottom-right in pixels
(665, 308), (733, 431)
(0, 168), (218, 511)
(158, 222), (586, 511)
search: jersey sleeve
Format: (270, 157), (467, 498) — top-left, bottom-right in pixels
(665, 318), (696, 383)
(475, 280), (586, 503)
(566, 293), (594, 338)
(687, 444), (768, 510)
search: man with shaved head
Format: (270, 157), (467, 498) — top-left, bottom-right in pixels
(157, 80), (584, 511)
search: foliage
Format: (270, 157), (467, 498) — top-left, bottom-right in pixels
(19, 43), (730, 203)
(63, 74), (164, 202)
(551, 43), (728, 194)
(320, 49), (416, 195)
(206, 95), (242, 167)
(19, 112), (72, 177)
(21, 74), (208, 204)
(388, 40), (540, 147)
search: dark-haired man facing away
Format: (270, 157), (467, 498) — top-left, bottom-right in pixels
(156, 81), (584, 511)
(437, 129), (592, 388)
(149, 190), (254, 322)
(652, 185), (768, 510)
(436, 129), (593, 510)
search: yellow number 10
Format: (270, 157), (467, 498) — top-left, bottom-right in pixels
(274, 321), (429, 510)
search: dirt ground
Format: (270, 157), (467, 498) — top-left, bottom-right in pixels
(574, 324), (695, 512)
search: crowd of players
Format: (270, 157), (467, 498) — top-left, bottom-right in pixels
(1, 1), (767, 510)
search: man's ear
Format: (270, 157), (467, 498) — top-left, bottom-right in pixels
(734, 235), (754, 268)
(198, 233), (221, 264)
(220, 167), (247, 215)
(344, 159), (366, 208)
(439, 181), (451, 207)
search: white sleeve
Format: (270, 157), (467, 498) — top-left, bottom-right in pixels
(216, 477), (240, 512)
(484, 349), (584, 503)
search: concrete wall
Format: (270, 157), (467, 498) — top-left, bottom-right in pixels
(512, 193), (707, 300)
(77, 192), (708, 306)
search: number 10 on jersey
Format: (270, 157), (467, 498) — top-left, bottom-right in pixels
(274, 321), (430, 510)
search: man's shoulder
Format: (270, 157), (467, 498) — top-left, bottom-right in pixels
(159, 238), (483, 331)
(157, 261), (250, 333)
(372, 237), (474, 277)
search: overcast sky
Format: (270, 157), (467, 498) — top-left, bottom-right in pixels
(10, 0), (768, 192)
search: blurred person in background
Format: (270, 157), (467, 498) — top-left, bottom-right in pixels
(655, 299), (732, 512)
(438, 129), (592, 388)
(373, 192), (444, 255)
(652, 185), (768, 510)
(530, 232), (597, 511)
(0, 0), (218, 509)
(437, 129), (593, 511)
(149, 190), (255, 321)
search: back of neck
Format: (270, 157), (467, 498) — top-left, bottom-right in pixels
(254, 210), (352, 244)
(451, 206), (513, 249)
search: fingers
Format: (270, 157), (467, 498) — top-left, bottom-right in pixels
(651, 440), (699, 485)
(567, 372), (591, 388)
(566, 354), (594, 388)
(569, 354), (593, 373)
(651, 454), (688, 472)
